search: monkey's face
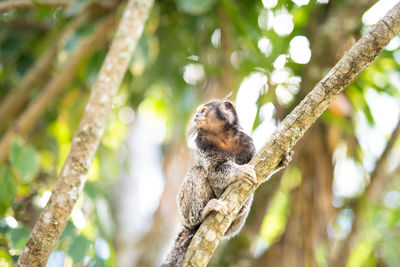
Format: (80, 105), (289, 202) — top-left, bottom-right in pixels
(194, 100), (238, 133)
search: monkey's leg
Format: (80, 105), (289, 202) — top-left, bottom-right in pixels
(178, 165), (215, 229)
(223, 194), (254, 238)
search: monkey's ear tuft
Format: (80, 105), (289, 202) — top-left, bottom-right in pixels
(224, 101), (234, 109)
(220, 101), (237, 125)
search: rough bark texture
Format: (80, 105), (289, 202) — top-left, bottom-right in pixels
(0, 14), (114, 164)
(0, 13), (90, 133)
(209, 173), (282, 267)
(331, 118), (400, 266)
(181, 4), (400, 266)
(15, 0), (154, 266)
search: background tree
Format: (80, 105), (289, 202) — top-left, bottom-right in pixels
(0, 0), (399, 266)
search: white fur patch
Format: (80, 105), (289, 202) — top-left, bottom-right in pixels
(220, 104), (235, 124)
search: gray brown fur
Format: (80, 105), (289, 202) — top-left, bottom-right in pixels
(162, 100), (257, 267)
(162, 228), (196, 267)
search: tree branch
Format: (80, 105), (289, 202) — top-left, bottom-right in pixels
(0, 13), (113, 164)
(331, 117), (400, 266)
(0, 13), (90, 133)
(181, 3), (400, 266)
(366, 118), (400, 200)
(386, 163), (400, 180)
(0, 0), (70, 12)
(15, 0), (154, 265)
(0, 46), (57, 133)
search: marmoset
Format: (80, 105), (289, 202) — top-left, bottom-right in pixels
(162, 99), (292, 267)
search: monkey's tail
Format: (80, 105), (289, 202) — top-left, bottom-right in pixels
(161, 227), (196, 267)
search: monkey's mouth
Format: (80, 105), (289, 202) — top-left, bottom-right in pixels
(194, 117), (206, 127)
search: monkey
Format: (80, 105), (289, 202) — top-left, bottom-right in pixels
(161, 99), (292, 267)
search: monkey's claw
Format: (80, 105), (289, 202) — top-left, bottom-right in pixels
(278, 150), (294, 168)
(239, 164), (257, 185)
(201, 199), (228, 220)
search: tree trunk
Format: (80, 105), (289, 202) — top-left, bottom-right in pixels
(15, 0), (154, 265)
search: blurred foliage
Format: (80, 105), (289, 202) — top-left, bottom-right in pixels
(0, 0), (399, 266)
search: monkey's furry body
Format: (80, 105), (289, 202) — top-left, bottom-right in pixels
(162, 100), (257, 267)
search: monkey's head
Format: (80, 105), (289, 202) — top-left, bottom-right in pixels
(193, 100), (238, 133)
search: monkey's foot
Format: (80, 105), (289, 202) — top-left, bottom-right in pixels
(238, 164), (258, 185)
(201, 199), (228, 220)
(278, 150), (294, 168)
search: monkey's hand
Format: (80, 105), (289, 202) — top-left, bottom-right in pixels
(236, 164), (257, 185)
(201, 199), (228, 220)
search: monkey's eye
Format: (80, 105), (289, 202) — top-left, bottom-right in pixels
(198, 106), (208, 113)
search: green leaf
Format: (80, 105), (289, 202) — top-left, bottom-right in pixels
(68, 235), (90, 263)
(84, 181), (97, 200)
(0, 248), (12, 266)
(60, 221), (77, 241)
(10, 226), (31, 250)
(176, 0), (217, 15)
(0, 166), (17, 215)
(9, 139), (40, 183)
(92, 257), (107, 267)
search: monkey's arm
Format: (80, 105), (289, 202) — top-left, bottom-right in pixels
(202, 150), (293, 195)
(204, 159), (257, 196)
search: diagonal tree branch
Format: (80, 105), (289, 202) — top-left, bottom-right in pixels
(365, 118), (400, 200)
(0, 45), (58, 133)
(0, 0), (116, 12)
(15, 0), (154, 266)
(181, 3), (400, 266)
(331, 117), (400, 266)
(0, 14), (114, 164)
(385, 162), (400, 181)
(0, 13), (90, 133)
(0, 0), (70, 12)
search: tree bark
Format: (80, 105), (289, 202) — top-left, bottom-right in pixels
(209, 173), (282, 267)
(0, 14), (114, 164)
(331, 117), (400, 266)
(15, 0), (154, 266)
(181, 4), (400, 266)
